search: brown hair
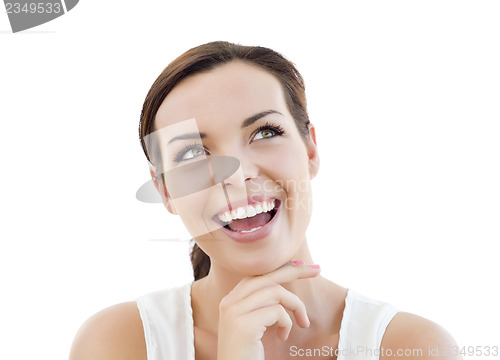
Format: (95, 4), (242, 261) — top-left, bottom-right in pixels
(139, 41), (311, 281)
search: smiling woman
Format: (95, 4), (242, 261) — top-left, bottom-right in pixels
(69, 41), (463, 360)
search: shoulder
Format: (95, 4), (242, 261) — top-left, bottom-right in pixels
(69, 301), (146, 360)
(381, 311), (462, 360)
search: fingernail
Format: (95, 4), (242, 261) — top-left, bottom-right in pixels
(309, 264), (320, 269)
(292, 260), (304, 265)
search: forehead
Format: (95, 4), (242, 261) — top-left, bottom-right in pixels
(155, 61), (289, 129)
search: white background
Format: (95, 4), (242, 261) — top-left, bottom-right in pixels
(1, 1), (499, 359)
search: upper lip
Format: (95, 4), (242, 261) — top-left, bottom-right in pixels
(212, 195), (280, 219)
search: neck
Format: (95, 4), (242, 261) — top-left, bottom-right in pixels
(191, 240), (343, 337)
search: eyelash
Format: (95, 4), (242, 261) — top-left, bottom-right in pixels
(172, 122), (286, 163)
(254, 122), (285, 138)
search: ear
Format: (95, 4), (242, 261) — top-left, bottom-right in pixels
(150, 167), (178, 215)
(306, 123), (320, 180)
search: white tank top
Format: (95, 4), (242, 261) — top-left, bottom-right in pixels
(135, 282), (399, 360)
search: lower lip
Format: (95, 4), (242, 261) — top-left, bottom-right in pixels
(218, 200), (281, 244)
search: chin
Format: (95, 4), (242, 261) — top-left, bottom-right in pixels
(229, 254), (290, 276)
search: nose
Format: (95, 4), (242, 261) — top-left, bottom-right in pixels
(219, 152), (258, 188)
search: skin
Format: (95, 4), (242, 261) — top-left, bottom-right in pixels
(152, 60), (320, 278)
(69, 61), (463, 360)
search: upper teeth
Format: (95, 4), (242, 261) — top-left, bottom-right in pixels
(217, 199), (276, 223)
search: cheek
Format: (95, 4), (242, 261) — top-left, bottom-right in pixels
(264, 143), (311, 190)
(172, 179), (242, 239)
(265, 145), (313, 219)
(171, 188), (217, 238)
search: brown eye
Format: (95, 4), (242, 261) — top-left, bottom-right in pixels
(192, 148), (205, 156)
(262, 129), (274, 138)
(253, 128), (277, 141)
(182, 146), (206, 160)
(251, 122), (285, 142)
(174, 144), (208, 162)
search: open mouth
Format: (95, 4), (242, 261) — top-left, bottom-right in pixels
(212, 198), (281, 234)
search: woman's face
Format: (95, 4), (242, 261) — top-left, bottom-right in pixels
(153, 61), (319, 275)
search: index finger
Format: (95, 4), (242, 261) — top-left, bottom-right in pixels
(228, 262), (321, 302)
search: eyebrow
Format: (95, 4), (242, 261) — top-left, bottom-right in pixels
(240, 110), (283, 129)
(167, 132), (206, 144)
(167, 110), (283, 145)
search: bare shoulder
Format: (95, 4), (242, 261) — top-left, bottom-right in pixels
(381, 311), (462, 360)
(69, 301), (146, 360)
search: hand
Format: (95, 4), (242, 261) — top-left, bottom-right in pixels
(217, 262), (321, 360)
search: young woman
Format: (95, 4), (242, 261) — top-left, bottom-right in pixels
(69, 41), (462, 360)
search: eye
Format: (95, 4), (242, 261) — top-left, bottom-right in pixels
(252, 122), (285, 141)
(253, 129), (276, 140)
(173, 143), (208, 163)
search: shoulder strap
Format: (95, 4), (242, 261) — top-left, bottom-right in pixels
(338, 289), (399, 360)
(135, 283), (195, 360)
